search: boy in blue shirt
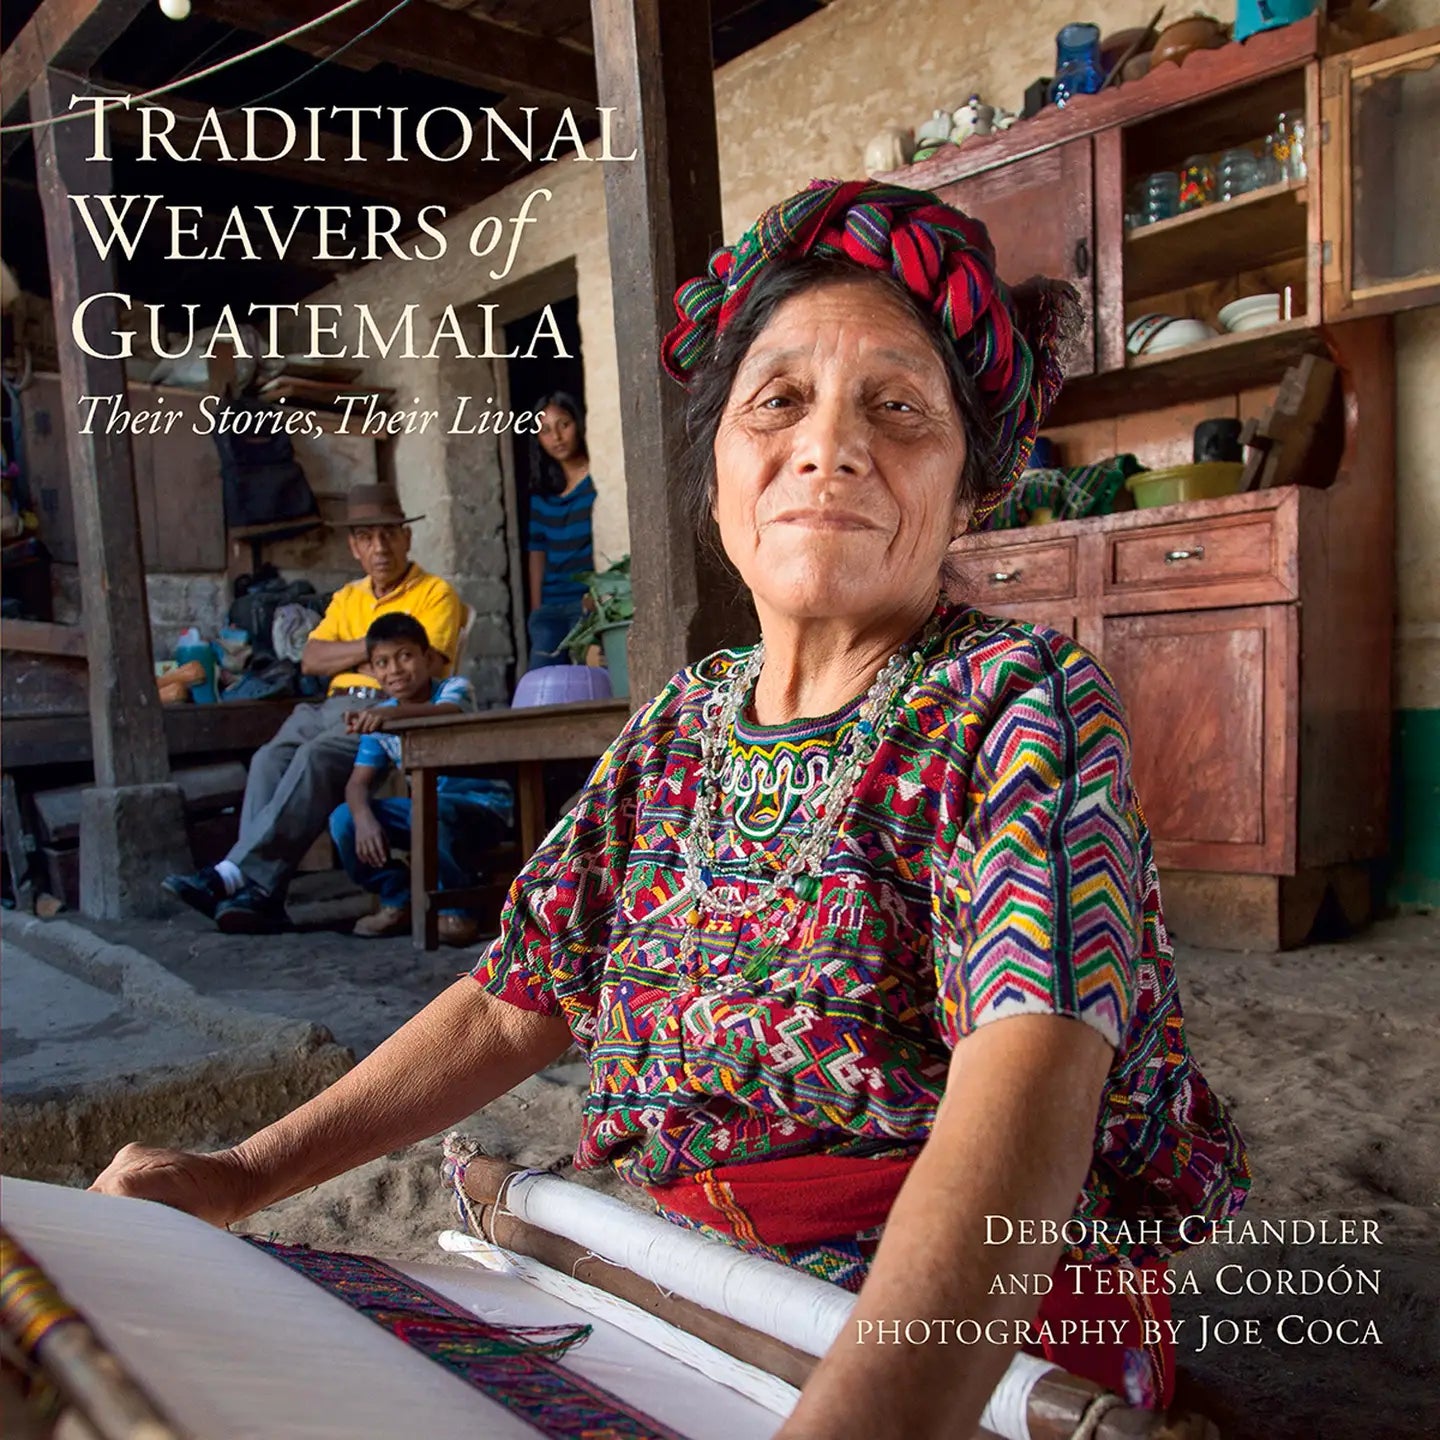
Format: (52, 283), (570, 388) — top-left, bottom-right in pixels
(328, 613), (510, 946)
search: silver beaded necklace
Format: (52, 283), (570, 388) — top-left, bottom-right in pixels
(677, 614), (943, 986)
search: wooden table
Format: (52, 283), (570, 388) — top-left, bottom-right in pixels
(386, 698), (632, 950)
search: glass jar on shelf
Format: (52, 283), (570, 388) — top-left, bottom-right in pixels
(1217, 146), (1263, 201)
(1140, 170), (1181, 224)
(1048, 24), (1105, 108)
(1271, 112), (1308, 181)
(1178, 155), (1216, 212)
(1256, 135), (1284, 187)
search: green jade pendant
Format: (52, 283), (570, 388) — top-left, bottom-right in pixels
(741, 948), (777, 984)
(737, 872), (822, 982)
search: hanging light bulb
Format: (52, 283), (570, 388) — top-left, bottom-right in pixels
(158, 0), (191, 19)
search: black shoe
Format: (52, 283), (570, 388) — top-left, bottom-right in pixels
(215, 885), (287, 935)
(162, 867), (230, 920)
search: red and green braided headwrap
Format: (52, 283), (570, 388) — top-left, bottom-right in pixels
(662, 179), (1077, 526)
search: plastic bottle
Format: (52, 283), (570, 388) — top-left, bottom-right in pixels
(175, 626), (218, 704)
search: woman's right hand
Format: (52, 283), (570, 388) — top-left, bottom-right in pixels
(89, 1143), (260, 1228)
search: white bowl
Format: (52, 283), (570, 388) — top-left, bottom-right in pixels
(1144, 317), (1220, 353)
(1219, 294), (1283, 332)
(1125, 313), (1173, 355)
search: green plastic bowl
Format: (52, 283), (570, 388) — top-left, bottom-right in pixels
(1125, 461), (1245, 509)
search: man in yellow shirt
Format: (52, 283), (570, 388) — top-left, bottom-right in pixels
(164, 485), (462, 933)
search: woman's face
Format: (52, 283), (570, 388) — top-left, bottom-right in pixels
(711, 280), (970, 625)
(538, 405), (580, 462)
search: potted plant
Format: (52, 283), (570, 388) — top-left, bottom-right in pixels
(559, 556), (633, 695)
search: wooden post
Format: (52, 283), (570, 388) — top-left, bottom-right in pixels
(30, 70), (188, 916)
(590, 0), (757, 701)
(410, 765), (439, 951)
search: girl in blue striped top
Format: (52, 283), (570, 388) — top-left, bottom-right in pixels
(525, 392), (597, 669)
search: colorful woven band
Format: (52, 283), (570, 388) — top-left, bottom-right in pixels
(253, 1239), (688, 1440)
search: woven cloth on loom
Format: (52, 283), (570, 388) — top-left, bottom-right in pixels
(252, 1240), (688, 1440)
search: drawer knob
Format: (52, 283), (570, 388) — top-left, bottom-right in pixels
(988, 569), (1022, 584)
(1164, 546), (1206, 564)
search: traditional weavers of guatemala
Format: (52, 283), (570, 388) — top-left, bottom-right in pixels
(79, 180), (1248, 1440)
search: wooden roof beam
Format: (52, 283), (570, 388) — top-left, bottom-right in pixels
(2, 0), (151, 117)
(204, 0), (598, 111)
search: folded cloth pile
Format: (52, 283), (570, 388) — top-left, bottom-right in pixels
(980, 453), (1143, 530)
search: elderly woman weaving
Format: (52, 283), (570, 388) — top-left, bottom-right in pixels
(94, 181), (1248, 1440)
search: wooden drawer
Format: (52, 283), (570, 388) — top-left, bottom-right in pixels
(1106, 511), (1286, 597)
(956, 539), (1077, 605)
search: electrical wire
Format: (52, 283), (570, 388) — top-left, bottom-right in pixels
(195, 0), (414, 118)
(0, 0), (398, 136)
(158, 29), (238, 90)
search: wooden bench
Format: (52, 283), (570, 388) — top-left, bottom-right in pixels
(0, 700), (301, 908)
(0, 699), (300, 771)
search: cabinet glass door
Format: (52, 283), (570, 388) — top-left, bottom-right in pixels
(1323, 28), (1440, 318)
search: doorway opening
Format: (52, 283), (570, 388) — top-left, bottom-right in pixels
(504, 289), (585, 676)
(431, 261), (579, 706)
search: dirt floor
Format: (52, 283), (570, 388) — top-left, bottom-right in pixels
(38, 889), (1440, 1439)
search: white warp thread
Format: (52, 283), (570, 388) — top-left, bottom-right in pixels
(439, 1230), (803, 1417)
(491, 1169), (1052, 1440)
(984, 1351), (1050, 1440)
(501, 1170), (851, 1355)
(0, 1178), (541, 1440)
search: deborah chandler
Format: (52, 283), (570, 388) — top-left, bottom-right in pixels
(986, 1214), (1384, 1247)
(69, 295), (572, 362)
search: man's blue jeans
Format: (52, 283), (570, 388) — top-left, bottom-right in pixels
(527, 602), (582, 670)
(328, 796), (503, 917)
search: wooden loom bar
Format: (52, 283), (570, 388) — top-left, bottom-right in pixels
(461, 1158), (816, 1388)
(0, 1228), (182, 1440)
(460, 1159), (1208, 1440)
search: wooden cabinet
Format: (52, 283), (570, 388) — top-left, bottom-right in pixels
(888, 18), (1440, 419)
(942, 315), (1394, 951)
(947, 487), (1316, 891)
(934, 139), (1095, 376)
(897, 20), (1416, 949)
